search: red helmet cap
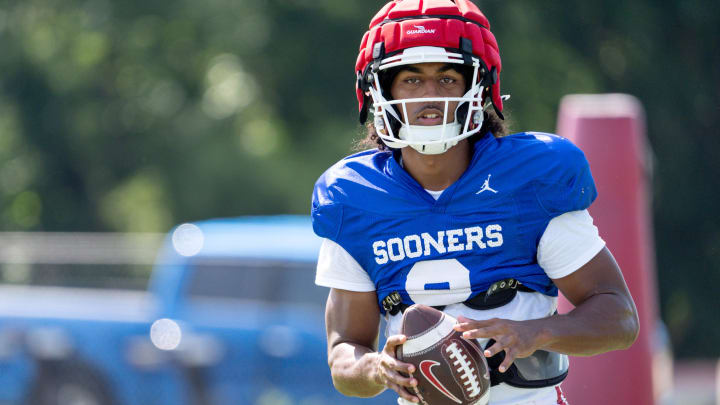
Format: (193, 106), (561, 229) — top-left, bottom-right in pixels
(355, 0), (503, 123)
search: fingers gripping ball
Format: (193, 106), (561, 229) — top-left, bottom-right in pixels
(396, 305), (490, 405)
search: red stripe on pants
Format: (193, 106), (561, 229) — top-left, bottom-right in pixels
(556, 386), (569, 405)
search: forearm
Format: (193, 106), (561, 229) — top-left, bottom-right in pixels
(534, 291), (639, 356)
(328, 342), (385, 397)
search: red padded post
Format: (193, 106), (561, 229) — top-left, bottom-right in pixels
(556, 94), (657, 405)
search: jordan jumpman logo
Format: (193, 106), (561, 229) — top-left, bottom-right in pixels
(476, 174), (498, 194)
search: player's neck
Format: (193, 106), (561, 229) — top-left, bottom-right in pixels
(400, 140), (472, 191)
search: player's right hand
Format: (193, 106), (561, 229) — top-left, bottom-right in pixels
(375, 334), (420, 403)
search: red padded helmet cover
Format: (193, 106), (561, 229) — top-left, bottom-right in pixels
(355, 0), (503, 115)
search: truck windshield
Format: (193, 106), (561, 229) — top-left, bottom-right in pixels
(184, 259), (326, 308)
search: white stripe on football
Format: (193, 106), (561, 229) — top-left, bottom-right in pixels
(403, 312), (457, 356)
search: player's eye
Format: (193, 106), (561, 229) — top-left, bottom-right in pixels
(440, 77), (457, 85)
(404, 77), (421, 85)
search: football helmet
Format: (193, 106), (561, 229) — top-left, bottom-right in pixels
(355, 0), (504, 154)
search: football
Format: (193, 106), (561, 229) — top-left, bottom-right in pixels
(396, 304), (490, 405)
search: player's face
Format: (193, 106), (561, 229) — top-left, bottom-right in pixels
(390, 62), (466, 126)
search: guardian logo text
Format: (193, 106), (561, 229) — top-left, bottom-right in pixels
(406, 25), (437, 35)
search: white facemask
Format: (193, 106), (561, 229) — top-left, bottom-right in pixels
(367, 47), (486, 155)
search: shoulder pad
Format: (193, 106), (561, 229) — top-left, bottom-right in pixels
(311, 150), (390, 239)
(519, 132), (597, 215)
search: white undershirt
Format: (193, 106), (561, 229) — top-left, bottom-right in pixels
(314, 207), (604, 405)
(424, 188), (444, 200)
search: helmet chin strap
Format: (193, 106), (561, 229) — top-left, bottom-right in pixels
(398, 122), (463, 154)
(395, 90), (485, 155)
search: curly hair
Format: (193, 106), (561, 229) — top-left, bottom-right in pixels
(354, 108), (509, 152)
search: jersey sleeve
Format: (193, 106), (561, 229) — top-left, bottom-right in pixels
(537, 210), (606, 279)
(533, 137), (597, 216)
(311, 171), (343, 240)
(311, 166), (374, 292)
(316, 238), (376, 291)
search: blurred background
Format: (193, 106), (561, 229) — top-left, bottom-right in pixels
(0, 0), (718, 404)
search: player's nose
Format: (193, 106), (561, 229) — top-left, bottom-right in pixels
(419, 79), (443, 98)
(423, 80), (441, 97)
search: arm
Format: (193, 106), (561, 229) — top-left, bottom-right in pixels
(455, 247), (640, 371)
(325, 288), (419, 402)
(536, 246), (639, 354)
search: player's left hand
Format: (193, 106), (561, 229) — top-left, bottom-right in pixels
(454, 316), (545, 373)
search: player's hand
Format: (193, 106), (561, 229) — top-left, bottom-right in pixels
(374, 334), (420, 403)
(454, 316), (544, 373)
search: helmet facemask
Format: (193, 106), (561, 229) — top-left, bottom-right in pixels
(366, 47), (487, 155)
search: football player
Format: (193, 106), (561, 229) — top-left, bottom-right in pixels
(311, 1), (639, 404)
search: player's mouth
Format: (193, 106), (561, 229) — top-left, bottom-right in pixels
(414, 107), (446, 125)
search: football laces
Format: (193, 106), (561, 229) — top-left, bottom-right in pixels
(446, 341), (482, 397)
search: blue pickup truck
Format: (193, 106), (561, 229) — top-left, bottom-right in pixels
(0, 216), (395, 405)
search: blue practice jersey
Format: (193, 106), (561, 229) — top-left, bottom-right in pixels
(311, 132), (597, 313)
